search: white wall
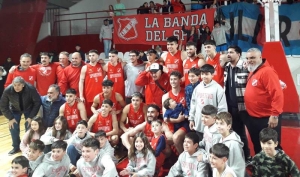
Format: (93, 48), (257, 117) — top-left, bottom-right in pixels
(37, 22), (51, 42)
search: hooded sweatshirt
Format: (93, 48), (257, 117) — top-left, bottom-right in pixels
(77, 149), (118, 177)
(102, 140), (118, 164)
(166, 148), (208, 177)
(219, 131), (245, 177)
(29, 153), (45, 171)
(40, 128), (72, 145)
(32, 152), (70, 177)
(127, 150), (156, 177)
(212, 165), (237, 177)
(67, 132), (92, 154)
(199, 123), (222, 163)
(189, 80), (227, 133)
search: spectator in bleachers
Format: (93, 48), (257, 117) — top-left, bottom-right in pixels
(100, 19), (113, 59)
(211, 20), (231, 53)
(191, 0), (204, 10)
(139, 50), (148, 62)
(149, 1), (159, 13)
(3, 57), (14, 75)
(114, 0), (126, 16)
(0, 66), (7, 106)
(108, 5), (114, 24)
(155, 45), (164, 58)
(137, 2), (150, 14)
(182, 25), (199, 43)
(123, 50), (145, 104)
(199, 25), (211, 48)
(170, 0), (185, 13)
(74, 44), (85, 61)
(161, 0), (171, 14)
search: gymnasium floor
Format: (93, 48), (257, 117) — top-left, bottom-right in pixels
(0, 116), (299, 176)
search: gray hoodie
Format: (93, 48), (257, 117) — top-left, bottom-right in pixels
(126, 150), (156, 177)
(199, 123), (222, 163)
(40, 129), (72, 145)
(102, 140), (118, 164)
(211, 20), (231, 46)
(30, 153), (45, 171)
(166, 148), (208, 177)
(67, 132), (92, 154)
(189, 80), (227, 133)
(77, 149), (119, 177)
(219, 131), (245, 177)
(32, 152), (70, 177)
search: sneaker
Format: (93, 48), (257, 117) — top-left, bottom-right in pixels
(8, 148), (21, 155)
(245, 156), (253, 166)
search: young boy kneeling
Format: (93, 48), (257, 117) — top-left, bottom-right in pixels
(167, 132), (208, 177)
(252, 128), (300, 177)
(76, 138), (118, 177)
(32, 140), (70, 177)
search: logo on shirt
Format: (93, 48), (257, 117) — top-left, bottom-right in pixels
(39, 66), (52, 76)
(174, 59), (179, 64)
(97, 67), (102, 72)
(117, 17), (138, 41)
(29, 76), (33, 80)
(252, 79), (258, 86)
(73, 109), (77, 115)
(117, 68), (121, 73)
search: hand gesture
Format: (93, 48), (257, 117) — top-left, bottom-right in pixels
(9, 119), (18, 129)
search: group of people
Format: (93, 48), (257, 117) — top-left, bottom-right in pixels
(137, 0), (186, 14)
(1, 33), (299, 177)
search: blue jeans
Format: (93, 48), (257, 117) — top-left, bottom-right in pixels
(10, 110), (31, 150)
(103, 39), (112, 58)
(67, 144), (81, 166)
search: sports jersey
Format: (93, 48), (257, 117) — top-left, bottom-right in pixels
(206, 53), (224, 87)
(91, 114), (113, 133)
(127, 103), (145, 127)
(64, 102), (81, 132)
(84, 63), (104, 102)
(165, 50), (183, 75)
(144, 122), (154, 141)
(183, 57), (200, 86)
(151, 134), (166, 172)
(97, 91), (122, 111)
(169, 89), (186, 107)
(5, 65), (36, 88)
(107, 62), (125, 98)
(31, 63), (59, 95)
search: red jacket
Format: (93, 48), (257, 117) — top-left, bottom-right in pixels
(135, 71), (170, 109)
(244, 60), (284, 117)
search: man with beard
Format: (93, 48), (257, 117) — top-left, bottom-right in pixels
(56, 51), (70, 95)
(204, 40), (227, 87)
(244, 48), (284, 154)
(183, 42), (206, 86)
(60, 52), (85, 96)
(121, 104), (172, 153)
(5, 53), (37, 88)
(223, 45), (251, 163)
(40, 84), (66, 128)
(123, 50), (145, 104)
(161, 36), (187, 78)
(79, 50), (105, 117)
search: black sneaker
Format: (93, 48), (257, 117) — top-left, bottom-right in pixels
(245, 156), (253, 167)
(8, 148), (21, 155)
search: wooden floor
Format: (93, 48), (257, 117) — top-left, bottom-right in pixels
(0, 115), (26, 176)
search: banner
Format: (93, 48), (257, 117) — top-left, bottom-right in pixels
(221, 2), (265, 52)
(278, 3), (300, 55)
(113, 9), (215, 45)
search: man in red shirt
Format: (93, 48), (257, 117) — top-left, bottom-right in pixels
(79, 49), (105, 117)
(60, 52), (85, 96)
(59, 88), (87, 132)
(88, 99), (119, 146)
(120, 92), (147, 133)
(135, 63), (171, 110)
(5, 53), (37, 88)
(162, 71), (188, 154)
(31, 52), (60, 95)
(103, 49), (126, 98)
(183, 42), (205, 86)
(161, 36), (187, 79)
(244, 48), (284, 154)
(204, 40), (226, 87)
(57, 51), (70, 95)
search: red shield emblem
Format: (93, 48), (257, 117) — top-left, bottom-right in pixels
(117, 18), (138, 41)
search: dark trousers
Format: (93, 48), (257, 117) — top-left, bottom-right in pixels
(243, 113), (282, 154)
(228, 107), (250, 158)
(67, 144), (81, 166)
(10, 110), (30, 150)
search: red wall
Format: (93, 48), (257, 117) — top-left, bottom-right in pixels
(0, 0), (47, 65)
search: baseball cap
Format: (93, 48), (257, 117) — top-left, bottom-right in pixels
(150, 63), (162, 73)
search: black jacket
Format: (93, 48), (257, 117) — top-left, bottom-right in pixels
(0, 83), (41, 120)
(182, 25), (199, 43)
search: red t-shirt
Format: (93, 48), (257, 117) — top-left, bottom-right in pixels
(84, 63), (105, 102)
(206, 53), (224, 87)
(31, 63), (59, 95)
(64, 102), (81, 132)
(91, 113), (113, 133)
(5, 66), (37, 88)
(183, 57), (200, 86)
(63, 62), (85, 96)
(127, 103), (145, 127)
(151, 134), (166, 169)
(165, 50), (183, 75)
(107, 62), (125, 98)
